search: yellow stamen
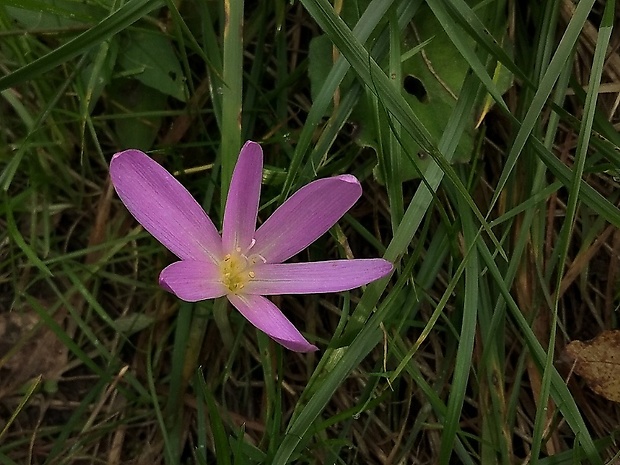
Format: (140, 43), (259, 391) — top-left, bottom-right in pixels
(219, 250), (257, 294)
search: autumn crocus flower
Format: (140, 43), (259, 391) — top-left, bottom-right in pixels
(110, 141), (392, 352)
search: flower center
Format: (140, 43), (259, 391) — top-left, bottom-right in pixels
(219, 250), (263, 294)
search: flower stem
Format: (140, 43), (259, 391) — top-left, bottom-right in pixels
(182, 302), (212, 385)
(212, 297), (234, 350)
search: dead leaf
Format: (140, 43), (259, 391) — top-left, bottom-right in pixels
(0, 308), (68, 396)
(563, 330), (620, 402)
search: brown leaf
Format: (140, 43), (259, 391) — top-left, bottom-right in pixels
(0, 308), (68, 396)
(564, 330), (620, 402)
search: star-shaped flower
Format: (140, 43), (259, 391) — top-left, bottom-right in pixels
(110, 141), (392, 352)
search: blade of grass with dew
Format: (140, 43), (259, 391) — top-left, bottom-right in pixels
(316, 378), (387, 432)
(531, 1), (613, 462)
(0, 0), (163, 91)
(219, 0), (244, 206)
(233, 425), (267, 465)
(195, 397), (208, 465)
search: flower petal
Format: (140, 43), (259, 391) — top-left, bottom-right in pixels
(110, 150), (223, 262)
(244, 259), (393, 295)
(252, 175), (362, 263)
(227, 293), (318, 352)
(222, 141), (263, 253)
(159, 261), (227, 302)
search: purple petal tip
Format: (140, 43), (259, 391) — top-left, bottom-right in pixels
(111, 148), (144, 163)
(273, 336), (319, 352)
(337, 174), (360, 185)
(380, 259), (394, 274)
(158, 275), (173, 293)
(243, 140), (260, 149)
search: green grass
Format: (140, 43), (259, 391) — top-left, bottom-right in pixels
(1, 0), (619, 463)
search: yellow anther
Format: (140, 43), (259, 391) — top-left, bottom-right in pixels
(219, 250), (256, 294)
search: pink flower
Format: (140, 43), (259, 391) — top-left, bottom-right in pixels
(110, 141), (392, 352)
